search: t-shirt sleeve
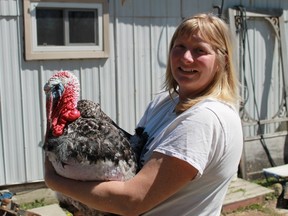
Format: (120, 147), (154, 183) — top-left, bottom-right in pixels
(154, 108), (222, 177)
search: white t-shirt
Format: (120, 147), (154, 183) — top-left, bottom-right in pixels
(137, 92), (243, 216)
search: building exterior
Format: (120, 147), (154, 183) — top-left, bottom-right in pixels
(0, 0), (288, 186)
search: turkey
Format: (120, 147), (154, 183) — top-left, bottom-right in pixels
(43, 71), (147, 216)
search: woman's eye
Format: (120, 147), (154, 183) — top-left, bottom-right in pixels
(174, 44), (186, 50)
(195, 48), (206, 54)
(171, 45), (186, 56)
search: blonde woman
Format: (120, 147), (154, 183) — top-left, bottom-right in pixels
(45, 13), (243, 216)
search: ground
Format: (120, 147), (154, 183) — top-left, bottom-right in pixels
(222, 197), (288, 216)
(4, 180), (288, 216)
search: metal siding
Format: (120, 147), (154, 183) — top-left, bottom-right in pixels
(0, 92), (3, 184)
(0, 0), (19, 16)
(0, 18), (4, 185)
(150, 0), (166, 17)
(0, 17), (26, 184)
(229, 5), (288, 178)
(115, 17), (136, 133)
(99, 22), (118, 122)
(166, 0), (181, 17)
(150, 19), (168, 97)
(150, 18), (176, 96)
(80, 67), (101, 103)
(133, 0), (150, 17)
(182, 0), (215, 17)
(241, 16), (283, 135)
(134, 18), (152, 127)
(21, 69), (44, 182)
(1, 0), (288, 185)
(99, 60), (118, 122)
(114, 0), (133, 17)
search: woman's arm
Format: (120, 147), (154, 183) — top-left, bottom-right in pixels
(45, 152), (198, 216)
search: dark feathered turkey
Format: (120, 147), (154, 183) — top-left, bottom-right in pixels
(43, 71), (147, 216)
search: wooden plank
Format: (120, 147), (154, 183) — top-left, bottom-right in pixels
(223, 178), (274, 212)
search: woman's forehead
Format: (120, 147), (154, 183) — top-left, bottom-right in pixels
(175, 32), (209, 45)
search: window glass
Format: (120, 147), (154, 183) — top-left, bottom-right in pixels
(36, 9), (64, 46)
(69, 10), (98, 45)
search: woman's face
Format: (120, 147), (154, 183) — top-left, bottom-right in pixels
(170, 33), (218, 100)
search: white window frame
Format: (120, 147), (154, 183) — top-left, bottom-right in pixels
(23, 0), (109, 60)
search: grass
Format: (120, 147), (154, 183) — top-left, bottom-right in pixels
(253, 177), (283, 198)
(20, 198), (46, 210)
(222, 202), (283, 216)
(19, 198), (72, 216)
(252, 177), (277, 187)
(222, 199), (278, 216)
(235, 203), (275, 213)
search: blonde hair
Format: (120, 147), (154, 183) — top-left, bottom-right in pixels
(163, 13), (240, 113)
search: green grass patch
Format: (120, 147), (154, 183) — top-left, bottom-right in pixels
(252, 177), (278, 187)
(20, 198), (46, 210)
(229, 203), (281, 215)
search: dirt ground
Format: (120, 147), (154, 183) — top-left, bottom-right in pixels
(7, 181), (288, 216)
(222, 198), (288, 216)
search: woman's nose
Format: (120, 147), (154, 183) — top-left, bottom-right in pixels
(182, 50), (194, 63)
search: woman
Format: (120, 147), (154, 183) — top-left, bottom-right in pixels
(45, 13), (243, 216)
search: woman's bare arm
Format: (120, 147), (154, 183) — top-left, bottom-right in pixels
(45, 152), (198, 216)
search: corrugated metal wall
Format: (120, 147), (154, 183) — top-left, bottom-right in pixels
(0, 0), (288, 185)
(228, 3), (288, 178)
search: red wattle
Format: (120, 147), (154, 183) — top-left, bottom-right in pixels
(50, 83), (80, 137)
(51, 108), (80, 137)
(63, 109), (80, 121)
(53, 125), (65, 137)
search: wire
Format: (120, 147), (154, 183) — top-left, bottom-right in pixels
(236, 6), (276, 167)
(213, 0), (225, 18)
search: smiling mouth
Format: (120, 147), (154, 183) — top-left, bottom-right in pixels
(179, 67), (198, 73)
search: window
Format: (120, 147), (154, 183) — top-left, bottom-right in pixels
(23, 0), (109, 60)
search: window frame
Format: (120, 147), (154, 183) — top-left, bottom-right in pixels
(23, 0), (109, 60)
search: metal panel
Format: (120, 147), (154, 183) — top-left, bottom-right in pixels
(114, 0), (180, 18)
(0, 85), (4, 184)
(21, 69), (45, 182)
(114, 0), (133, 17)
(134, 18), (152, 125)
(0, 17), (26, 184)
(98, 22), (118, 122)
(182, 0), (215, 18)
(115, 17), (136, 133)
(229, 7), (288, 179)
(151, 0), (180, 17)
(1, 0), (288, 186)
(0, 0), (19, 16)
(150, 18), (178, 97)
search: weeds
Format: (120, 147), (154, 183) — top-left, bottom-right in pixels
(20, 198), (46, 210)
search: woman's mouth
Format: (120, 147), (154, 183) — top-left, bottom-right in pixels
(179, 67), (198, 73)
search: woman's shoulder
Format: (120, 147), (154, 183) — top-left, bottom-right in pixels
(193, 98), (237, 113)
(184, 98), (240, 122)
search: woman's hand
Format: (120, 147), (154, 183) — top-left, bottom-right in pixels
(43, 152), (197, 215)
